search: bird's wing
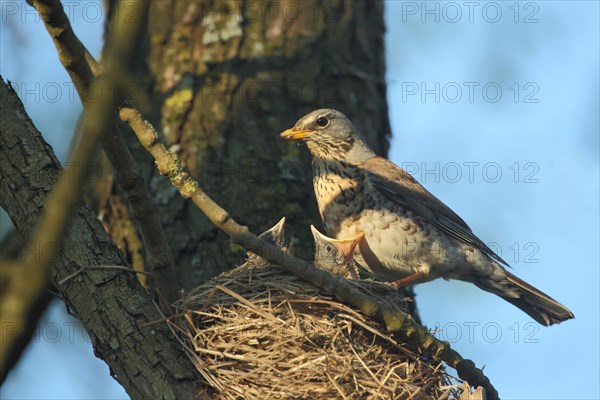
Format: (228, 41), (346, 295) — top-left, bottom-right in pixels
(361, 156), (509, 266)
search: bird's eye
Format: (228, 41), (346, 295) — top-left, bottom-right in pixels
(316, 117), (329, 127)
(325, 244), (333, 253)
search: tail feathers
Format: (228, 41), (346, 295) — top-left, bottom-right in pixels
(477, 271), (574, 327)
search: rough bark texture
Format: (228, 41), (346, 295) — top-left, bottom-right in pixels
(105, 0), (393, 290)
(0, 79), (200, 399)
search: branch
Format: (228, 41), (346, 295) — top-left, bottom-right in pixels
(120, 106), (500, 400)
(27, 1), (498, 396)
(28, 0), (179, 312)
(0, 0), (136, 374)
(0, 78), (201, 398)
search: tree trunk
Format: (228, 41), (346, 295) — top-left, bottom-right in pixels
(103, 0), (394, 290)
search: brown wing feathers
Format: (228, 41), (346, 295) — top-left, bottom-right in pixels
(362, 157), (510, 266)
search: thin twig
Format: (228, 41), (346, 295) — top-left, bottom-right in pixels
(57, 265), (153, 286)
(213, 285), (279, 322)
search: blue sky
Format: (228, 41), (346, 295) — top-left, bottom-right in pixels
(385, 1), (599, 398)
(1, 1), (598, 399)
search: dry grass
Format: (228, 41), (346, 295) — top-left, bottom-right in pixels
(169, 263), (466, 399)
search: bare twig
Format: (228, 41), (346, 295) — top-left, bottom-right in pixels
(57, 265), (153, 286)
(119, 106), (499, 399)
(28, 0), (178, 312)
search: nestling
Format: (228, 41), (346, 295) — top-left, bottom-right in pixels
(311, 225), (363, 279)
(244, 217), (290, 267)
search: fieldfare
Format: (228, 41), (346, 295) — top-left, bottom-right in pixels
(280, 109), (574, 326)
(311, 225), (363, 279)
(245, 217), (289, 267)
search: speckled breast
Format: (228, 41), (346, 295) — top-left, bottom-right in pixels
(312, 160), (444, 280)
(312, 161), (364, 236)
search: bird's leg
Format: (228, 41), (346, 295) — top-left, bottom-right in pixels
(390, 272), (427, 289)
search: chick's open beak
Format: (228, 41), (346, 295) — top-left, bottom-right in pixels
(280, 128), (314, 141)
(350, 232), (365, 254)
(341, 232), (365, 264)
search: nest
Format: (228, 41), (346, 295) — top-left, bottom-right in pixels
(170, 263), (465, 399)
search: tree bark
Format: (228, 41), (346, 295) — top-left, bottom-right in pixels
(0, 79), (200, 398)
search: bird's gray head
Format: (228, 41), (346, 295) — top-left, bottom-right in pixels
(280, 109), (375, 163)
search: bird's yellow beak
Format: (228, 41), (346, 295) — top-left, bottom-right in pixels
(280, 128), (314, 141)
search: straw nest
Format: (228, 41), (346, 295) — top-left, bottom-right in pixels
(170, 263), (466, 399)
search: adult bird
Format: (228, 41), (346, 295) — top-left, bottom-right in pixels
(280, 109), (574, 326)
